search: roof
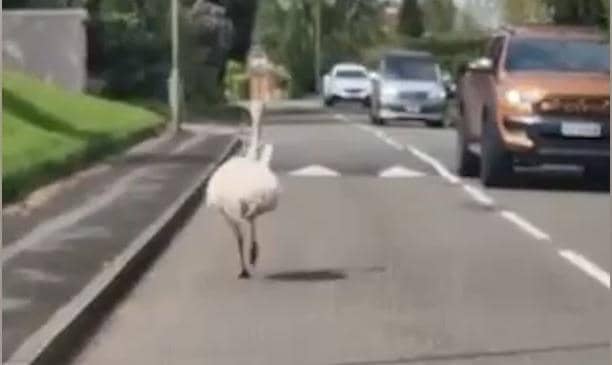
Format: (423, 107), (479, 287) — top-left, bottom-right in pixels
(333, 63), (367, 70)
(498, 24), (605, 40)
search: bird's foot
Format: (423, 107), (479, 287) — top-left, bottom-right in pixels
(250, 243), (259, 267)
(238, 269), (251, 279)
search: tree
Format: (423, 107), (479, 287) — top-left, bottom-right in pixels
(255, 0), (386, 95)
(398, 0), (424, 37)
(503, 0), (550, 24)
(543, 0), (607, 27)
(422, 0), (456, 34)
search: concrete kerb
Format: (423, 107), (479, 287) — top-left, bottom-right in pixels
(5, 135), (242, 365)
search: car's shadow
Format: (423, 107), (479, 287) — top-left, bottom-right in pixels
(487, 169), (609, 193)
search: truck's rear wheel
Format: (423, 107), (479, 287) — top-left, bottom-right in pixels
(480, 114), (513, 187)
(457, 131), (479, 177)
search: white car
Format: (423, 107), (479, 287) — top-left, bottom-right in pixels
(323, 63), (371, 107)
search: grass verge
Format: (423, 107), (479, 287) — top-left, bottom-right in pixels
(3, 71), (165, 203)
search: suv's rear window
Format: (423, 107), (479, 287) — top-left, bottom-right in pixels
(336, 70), (367, 78)
(384, 56), (438, 81)
(505, 38), (609, 73)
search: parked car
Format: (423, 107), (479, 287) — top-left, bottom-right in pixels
(369, 50), (449, 127)
(323, 63), (371, 107)
(456, 25), (610, 186)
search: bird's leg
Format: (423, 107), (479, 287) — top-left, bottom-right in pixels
(224, 214), (249, 279)
(249, 219), (259, 267)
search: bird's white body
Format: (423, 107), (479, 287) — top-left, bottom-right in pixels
(205, 100), (280, 278)
(207, 156), (279, 222)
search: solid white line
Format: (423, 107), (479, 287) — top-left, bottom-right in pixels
(406, 146), (461, 184)
(462, 184), (495, 207)
(381, 136), (404, 150)
(1, 133), (208, 263)
(499, 210), (551, 241)
(558, 250), (610, 288)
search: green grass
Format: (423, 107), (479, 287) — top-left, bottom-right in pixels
(3, 71), (165, 203)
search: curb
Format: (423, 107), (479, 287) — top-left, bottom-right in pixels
(5, 135), (242, 365)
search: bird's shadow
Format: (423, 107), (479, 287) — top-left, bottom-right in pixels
(265, 270), (347, 282)
(264, 266), (385, 282)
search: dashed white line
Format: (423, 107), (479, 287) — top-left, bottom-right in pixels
(337, 113), (609, 290)
(499, 210), (551, 241)
(462, 184), (495, 207)
(406, 146), (461, 184)
(558, 250), (610, 288)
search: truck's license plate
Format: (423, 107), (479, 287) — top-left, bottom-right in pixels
(561, 122), (602, 138)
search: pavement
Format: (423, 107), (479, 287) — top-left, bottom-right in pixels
(2, 123), (241, 364)
(9, 101), (610, 365)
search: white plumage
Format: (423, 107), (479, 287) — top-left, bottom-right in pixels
(206, 100), (280, 278)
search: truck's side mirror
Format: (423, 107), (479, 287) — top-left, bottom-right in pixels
(467, 57), (493, 72)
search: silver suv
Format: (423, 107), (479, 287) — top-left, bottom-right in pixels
(370, 50), (448, 127)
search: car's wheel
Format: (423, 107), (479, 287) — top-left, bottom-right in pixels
(324, 96), (336, 107)
(480, 112), (513, 187)
(362, 97), (371, 108)
(584, 164), (610, 184)
(456, 130), (479, 177)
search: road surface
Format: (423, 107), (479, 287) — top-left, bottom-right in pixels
(72, 104), (610, 365)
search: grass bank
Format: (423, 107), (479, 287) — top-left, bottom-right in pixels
(3, 71), (165, 203)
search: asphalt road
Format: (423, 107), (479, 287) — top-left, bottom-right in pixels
(71, 103), (610, 365)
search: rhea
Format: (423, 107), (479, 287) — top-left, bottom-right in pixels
(206, 100), (280, 278)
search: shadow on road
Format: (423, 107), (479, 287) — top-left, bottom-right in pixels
(497, 170), (609, 193)
(265, 266), (386, 282)
(265, 270), (347, 282)
(330, 341), (609, 365)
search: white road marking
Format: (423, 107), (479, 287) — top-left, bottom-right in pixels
(14, 268), (65, 284)
(381, 136), (404, 150)
(558, 250), (610, 288)
(332, 113), (607, 289)
(499, 210), (551, 241)
(379, 165), (425, 178)
(2, 133), (208, 263)
(406, 146), (461, 184)
(461, 184), (495, 207)
(2, 297), (31, 312)
(289, 165), (340, 177)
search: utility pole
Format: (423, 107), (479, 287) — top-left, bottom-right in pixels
(169, 0), (181, 134)
(314, 0), (322, 94)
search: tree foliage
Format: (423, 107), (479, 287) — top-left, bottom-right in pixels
(255, 0), (386, 96)
(421, 0), (456, 34)
(4, 0), (258, 104)
(543, 0), (608, 28)
(398, 0), (424, 37)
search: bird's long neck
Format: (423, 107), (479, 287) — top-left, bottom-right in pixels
(246, 112), (261, 161)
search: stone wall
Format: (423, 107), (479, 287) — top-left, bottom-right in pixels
(3, 9), (88, 92)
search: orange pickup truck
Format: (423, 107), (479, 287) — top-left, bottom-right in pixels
(456, 25), (610, 186)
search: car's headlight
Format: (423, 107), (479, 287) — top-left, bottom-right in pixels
(504, 89), (543, 108)
(429, 88), (447, 100)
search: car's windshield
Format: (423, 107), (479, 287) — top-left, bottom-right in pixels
(335, 69), (367, 78)
(505, 38), (610, 73)
(384, 56), (438, 81)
